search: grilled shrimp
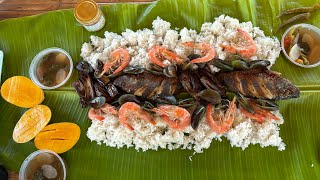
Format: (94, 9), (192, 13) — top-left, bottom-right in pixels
(206, 97), (237, 134)
(99, 48), (131, 76)
(119, 102), (156, 130)
(88, 103), (118, 121)
(181, 42), (216, 63)
(148, 45), (185, 68)
(220, 28), (257, 58)
(152, 105), (191, 130)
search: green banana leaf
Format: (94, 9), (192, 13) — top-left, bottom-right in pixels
(1, 0), (320, 179)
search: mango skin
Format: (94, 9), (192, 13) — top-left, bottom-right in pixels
(12, 105), (51, 143)
(1, 76), (44, 108)
(35, 122), (81, 154)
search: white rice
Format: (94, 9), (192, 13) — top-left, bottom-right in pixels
(82, 15), (284, 153)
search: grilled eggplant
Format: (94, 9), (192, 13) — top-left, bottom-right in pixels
(217, 68), (300, 100)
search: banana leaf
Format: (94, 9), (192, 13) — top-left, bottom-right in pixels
(0, 0), (320, 179)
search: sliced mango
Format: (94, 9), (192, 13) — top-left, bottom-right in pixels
(1, 76), (44, 108)
(13, 105), (51, 143)
(34, 122), (81, 154)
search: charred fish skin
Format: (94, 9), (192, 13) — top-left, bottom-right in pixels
(218, 68), (300, 100)
(113, 71), (182, 98)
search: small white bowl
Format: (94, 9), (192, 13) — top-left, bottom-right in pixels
(19, 150), (67, 180)
(29, 47), (73, 89)
(281, 23), (320, 68)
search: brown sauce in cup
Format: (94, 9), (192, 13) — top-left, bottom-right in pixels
(36, 52), (70, 87)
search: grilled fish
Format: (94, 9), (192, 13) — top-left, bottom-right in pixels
(217, 68), (300, 100)
(113, 71), (182, 98)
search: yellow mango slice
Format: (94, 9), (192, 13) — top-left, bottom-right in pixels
(1, 76), (44, 108)
(34, 122), (81, 154)
(13, 105), (51, 143)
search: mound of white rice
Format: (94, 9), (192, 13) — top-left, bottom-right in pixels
(82, 15), (284, 153)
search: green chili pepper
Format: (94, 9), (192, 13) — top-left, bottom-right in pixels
(275, 12), (311, 33)
(277, 3), (320, 18)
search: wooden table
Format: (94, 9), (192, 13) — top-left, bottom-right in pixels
(0, 0), (153, 20)
(0, 1), (153, 179)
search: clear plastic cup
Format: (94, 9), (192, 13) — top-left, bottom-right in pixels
(19, 150), (67, 180)
(29, 47), (73, 89)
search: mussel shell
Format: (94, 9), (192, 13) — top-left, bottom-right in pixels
(89, 96), (106, 109)
(216, 99), (229, 110)
(141, 101), (156, 112)
(150, 63), (163, 71)
(236, 93), (254, 113)
(197, 89), (221, 105)
(151, 94), (177, 105)
(123, 66), (145, 74)
(93, 82), (110, 99)
(148, 70), (164, 76)
(256, 99), (279, 111)
(147, 69), (164, 75)
(198, 68), (226, 96)
(118, 94), (141, 105)
(191, 105), (206, 130)
(179, 70), (202, 96)
(189, 71), (203, 92)
(249, 60), (270, 69)
(163, 64), (177, 77)
(76, 61), (94, 74)
(110, 100), (120, 107)
(146, 64), (164, 75)
(197, 63), (206, 69)
(96, 75), (110, 86)
(177, 98), (195, 108)
(188, 54), (202, 60)
(238, 99), (254, 113)
(225, 54), (242, 61)
(182, 62), (192, 70)
(231, 60), (249, 70)
(212, 59), (234, 71)
(203, 61), (218, 74)
(190, 63), (199, 71)
(94, 60), (104, 78)
(227, 92), (254, 112)
(106, 84), (118, 98)
(200, 76), (222, 94)
(175, 92), (193, 99)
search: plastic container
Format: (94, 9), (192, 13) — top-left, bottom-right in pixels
(281, 23), (320, 68)
(19, 150), (67, 180)
(29, 47), (73, 90)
